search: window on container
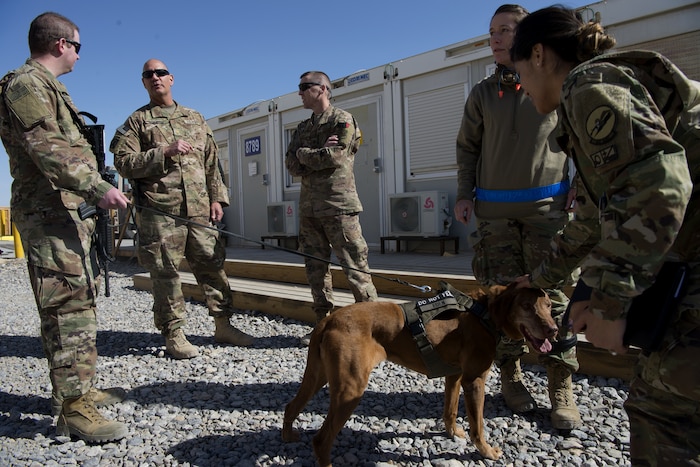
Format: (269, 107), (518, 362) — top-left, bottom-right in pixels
(405, 84), (464, 176)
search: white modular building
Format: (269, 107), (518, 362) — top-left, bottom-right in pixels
(208, 0), (699, 251)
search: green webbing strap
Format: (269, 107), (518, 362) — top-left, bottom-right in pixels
(402, 298), (463, 378)
(402, 283), (504, 378)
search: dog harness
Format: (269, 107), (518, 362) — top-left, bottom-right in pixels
(401, 282), (497, 378)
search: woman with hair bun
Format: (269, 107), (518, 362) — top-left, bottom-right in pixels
(511, 5), (700, 465)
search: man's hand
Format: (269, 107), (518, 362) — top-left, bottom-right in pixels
(454, 199), (473, 226)
(210, 201), (223, 223)
(324, 135), (339, 147)
(569, 300), (627, 354)
(98, 187), (129, 210)
(165, 139), (193, 157)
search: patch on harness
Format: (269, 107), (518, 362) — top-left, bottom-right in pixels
(415, 290), (461, 317)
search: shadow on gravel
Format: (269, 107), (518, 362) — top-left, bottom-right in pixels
(96, 330), (306, 355)
(0, 391), (51, 420)
(127, 379), (506, 423)
(96, 330), (164, 357)
(232, 334), (305, 349)
(166, 427), (486, 466)
(0, 335), (44, 358)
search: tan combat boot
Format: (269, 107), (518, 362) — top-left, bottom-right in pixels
(301, 311), (331, 346)
(547, 362), (582, 430)
(165, 328), (200, 359)
(52, 387), (127, 417)
(56, 392), (128, 442)
(213, 317), (254, 346)
(500, 357), (537, 413)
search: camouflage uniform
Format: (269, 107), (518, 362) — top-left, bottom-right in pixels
(110, 103), (232, 334)
(456, 65), (578, 372)
(531, 51), (700, 464)
(285, 105), (377, 319)
(0, 60), (114, 400)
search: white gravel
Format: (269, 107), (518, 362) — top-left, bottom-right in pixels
(0, 256), (631, 466)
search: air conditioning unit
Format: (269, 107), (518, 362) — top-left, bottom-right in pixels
(267, 201), (298, 235)
(389, 191), (450, 237)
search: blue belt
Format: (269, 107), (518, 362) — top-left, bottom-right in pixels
(475, 180), (570, 203)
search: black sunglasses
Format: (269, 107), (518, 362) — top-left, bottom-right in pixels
(65, 39), (81, 54)
(142, 69), (170, 79)
(298, 82), (322, 92)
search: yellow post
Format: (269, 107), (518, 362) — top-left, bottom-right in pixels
(12, 222), (24, 259)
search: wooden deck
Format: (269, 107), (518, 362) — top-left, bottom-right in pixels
(122, 242), (640, 381)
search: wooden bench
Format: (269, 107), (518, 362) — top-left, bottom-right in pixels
(380, 236), (459, 255)
(260, 235), (299, 250)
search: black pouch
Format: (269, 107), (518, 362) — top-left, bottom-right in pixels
(564, 262), (689, 353)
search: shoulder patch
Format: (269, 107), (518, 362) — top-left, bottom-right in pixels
(585, 105), (616, 144)
(4, 80), (49, 129)
(588, 145), (619, 168)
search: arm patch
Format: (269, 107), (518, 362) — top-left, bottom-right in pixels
(5, 81), (50, 129)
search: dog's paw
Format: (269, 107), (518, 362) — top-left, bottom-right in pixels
(478, 444), (502, 460)
(446, 425), (466, 439)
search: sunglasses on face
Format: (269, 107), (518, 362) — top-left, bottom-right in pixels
(65, 39), (81, 54)
(298, 82), (322, 92)
(142, 69), (170, 79)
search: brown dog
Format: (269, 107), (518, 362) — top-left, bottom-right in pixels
(282, 283), (558, 466)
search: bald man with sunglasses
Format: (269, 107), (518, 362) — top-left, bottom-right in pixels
(111, 59), (254, 359)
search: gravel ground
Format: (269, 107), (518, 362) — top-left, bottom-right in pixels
(0, 256), (631, 466)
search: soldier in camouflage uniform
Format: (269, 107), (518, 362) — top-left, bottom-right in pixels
(285, 71), (378, 345)
(512, 6), (700, 464)
(454, 4), (580, 430)
(110, 59), (253, 360)
(0, 12), (130, 442)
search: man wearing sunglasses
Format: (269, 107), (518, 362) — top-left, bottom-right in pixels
(110, 59), (254, 359)
(0, 12), (130, 442)
(285, 71), (378, 345)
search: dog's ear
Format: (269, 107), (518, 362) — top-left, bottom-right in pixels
(487, 284), (521, 334)
(487, 285), (508, 297)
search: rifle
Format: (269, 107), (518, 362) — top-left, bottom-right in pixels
(77, 111), (116, 297)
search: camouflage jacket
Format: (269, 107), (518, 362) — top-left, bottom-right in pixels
(531, 50), (700, 320)
(110, 102), (228, 217)
(0, 59), (113, 214)
(285, 105), (363, 217)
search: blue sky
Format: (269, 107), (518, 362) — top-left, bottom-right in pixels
(0, 0), (588, 207)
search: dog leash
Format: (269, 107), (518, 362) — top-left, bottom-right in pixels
(124, 203), (433, 294)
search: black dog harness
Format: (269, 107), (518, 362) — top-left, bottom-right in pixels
(401, 282), (497, 378)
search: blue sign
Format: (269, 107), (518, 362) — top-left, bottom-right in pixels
(347, 72), (370, 86)
(244, 136), (261, 156)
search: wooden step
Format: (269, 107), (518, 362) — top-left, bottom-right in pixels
(205, 258), (482, 299)
(132, 260), (639, 381)
(133, 272), (411, 324)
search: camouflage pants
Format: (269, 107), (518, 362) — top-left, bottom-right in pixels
(299, 214), (378, 320)
(15, 209), (100, 399)
(470, 213), (578, 371)
(625, 261), (700, 465)
(136, 210), (233, 334)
